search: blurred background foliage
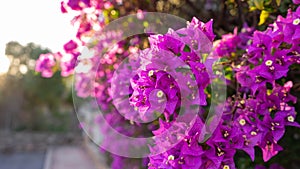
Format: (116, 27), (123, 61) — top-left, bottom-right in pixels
(99, 0), (298, 36)
(0, 42), (74, 132)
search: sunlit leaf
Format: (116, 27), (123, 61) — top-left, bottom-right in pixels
(265, 0), (272, 5)
(249, 6), (257, 11)
(259, 10), (270, 25)
(276, 0), (281, 6)
(254, 0), (264, 10)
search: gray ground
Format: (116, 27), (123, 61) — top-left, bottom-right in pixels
(0, 152), (45, 169)
(0, 146), (100, 169)
(0, 132), (106, 169)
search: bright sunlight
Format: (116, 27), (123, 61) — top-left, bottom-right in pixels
(0, 56), (10, 75)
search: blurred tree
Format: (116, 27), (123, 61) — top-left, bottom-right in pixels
(0, 42), (74, 132)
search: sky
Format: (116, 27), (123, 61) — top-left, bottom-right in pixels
(0, 0), (77, 57)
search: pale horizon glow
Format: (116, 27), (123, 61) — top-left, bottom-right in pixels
(0, 0), (77, 57)
(0, 56), (10, 75)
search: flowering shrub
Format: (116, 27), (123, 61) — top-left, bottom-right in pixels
(35, 0), (300, 168)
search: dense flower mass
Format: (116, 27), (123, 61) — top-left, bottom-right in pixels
(35, 0), (300, 169)
(214, 24), (253, 58)
(146, 8), (300, 169)
(35, 53), (57, 78)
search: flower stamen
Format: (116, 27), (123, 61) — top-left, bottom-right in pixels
(293, 18), (300, 25)
(287, 115), (295, 122)
(223, 130), (229, 138)
(251, 131), (257, 136)
(148, 70), (154, 77)
(223, 165), (230, 169)
(157, 91), (164, 98)
(265, 60), (273, 66)
(239, 119), (246, 126)
(168, 155), (175, 161)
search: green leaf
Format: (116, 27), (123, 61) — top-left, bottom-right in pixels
(254, 0), (264, 10)
(265, 0), (272, 5)
(249, 6), (257, 11)
(190, 104), (199, 110)
(176, 32), (187, 37)
(248, 0), (257, 11)
(202, 53), (208, 62)
(183, 45), (191, 52)
(201, 133), (212, 143)
(258, 10), (270, 25)
(225, 73), (232, 80)
(276, 0), (281, 6)
(175, 65), (191, 73)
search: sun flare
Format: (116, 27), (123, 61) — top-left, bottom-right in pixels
(0, 56), (10, 75)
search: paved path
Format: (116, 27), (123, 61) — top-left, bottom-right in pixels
(44, 146), (97, 169)
(0, 152), (45, 169)
(0, 146), (99, 169)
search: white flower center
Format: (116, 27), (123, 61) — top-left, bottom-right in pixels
(223, 165), (230, 169)
(157, 91), (164, 98)
(168, 155), (175, 161)
(293, 18), (300, 25)
(265, 60), (273, 66)
(223, 131), (229, 138)
(240, 99), (245, 104)
(287, 115), (295, 122)
(239, 119), (246, 126)
(148, 70), (154, 77)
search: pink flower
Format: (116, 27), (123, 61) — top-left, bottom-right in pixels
(35, 53), (56, 78)
(63, 40), (78, 53)
(293, 0), (300, 4)
(137, 9), (144, 20)
(261, 140), (283, 162)
(60, 53), (79, 77)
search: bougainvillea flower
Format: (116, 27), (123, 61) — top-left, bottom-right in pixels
(258, 114), (285, 141)
(43, 2), (300, 167)
(67, 0), (91, 10)
(189, 17), (215, 42)
(60, 53), (79, 77)
(293, 0), (300, 4)
(260, 133), (283, 162)
(35, 53), (56, 78)
(63, 40), (78, 53)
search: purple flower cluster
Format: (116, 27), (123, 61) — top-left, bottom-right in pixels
(35, 39), (80, 78)
(146, 8), (300, 169)
(35, 2), (300, 168)
(65, 10), (300, 168)
(143, 18), (240, 169)
(60, 52), (80, 77)
(35, 53), (57, 78)
(129, 69), (181, 122)
(214, 24), (253, 58)
(66, 0), (91, 11)
(148, 17), (213, 104)
(230, 6), (300, 163)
